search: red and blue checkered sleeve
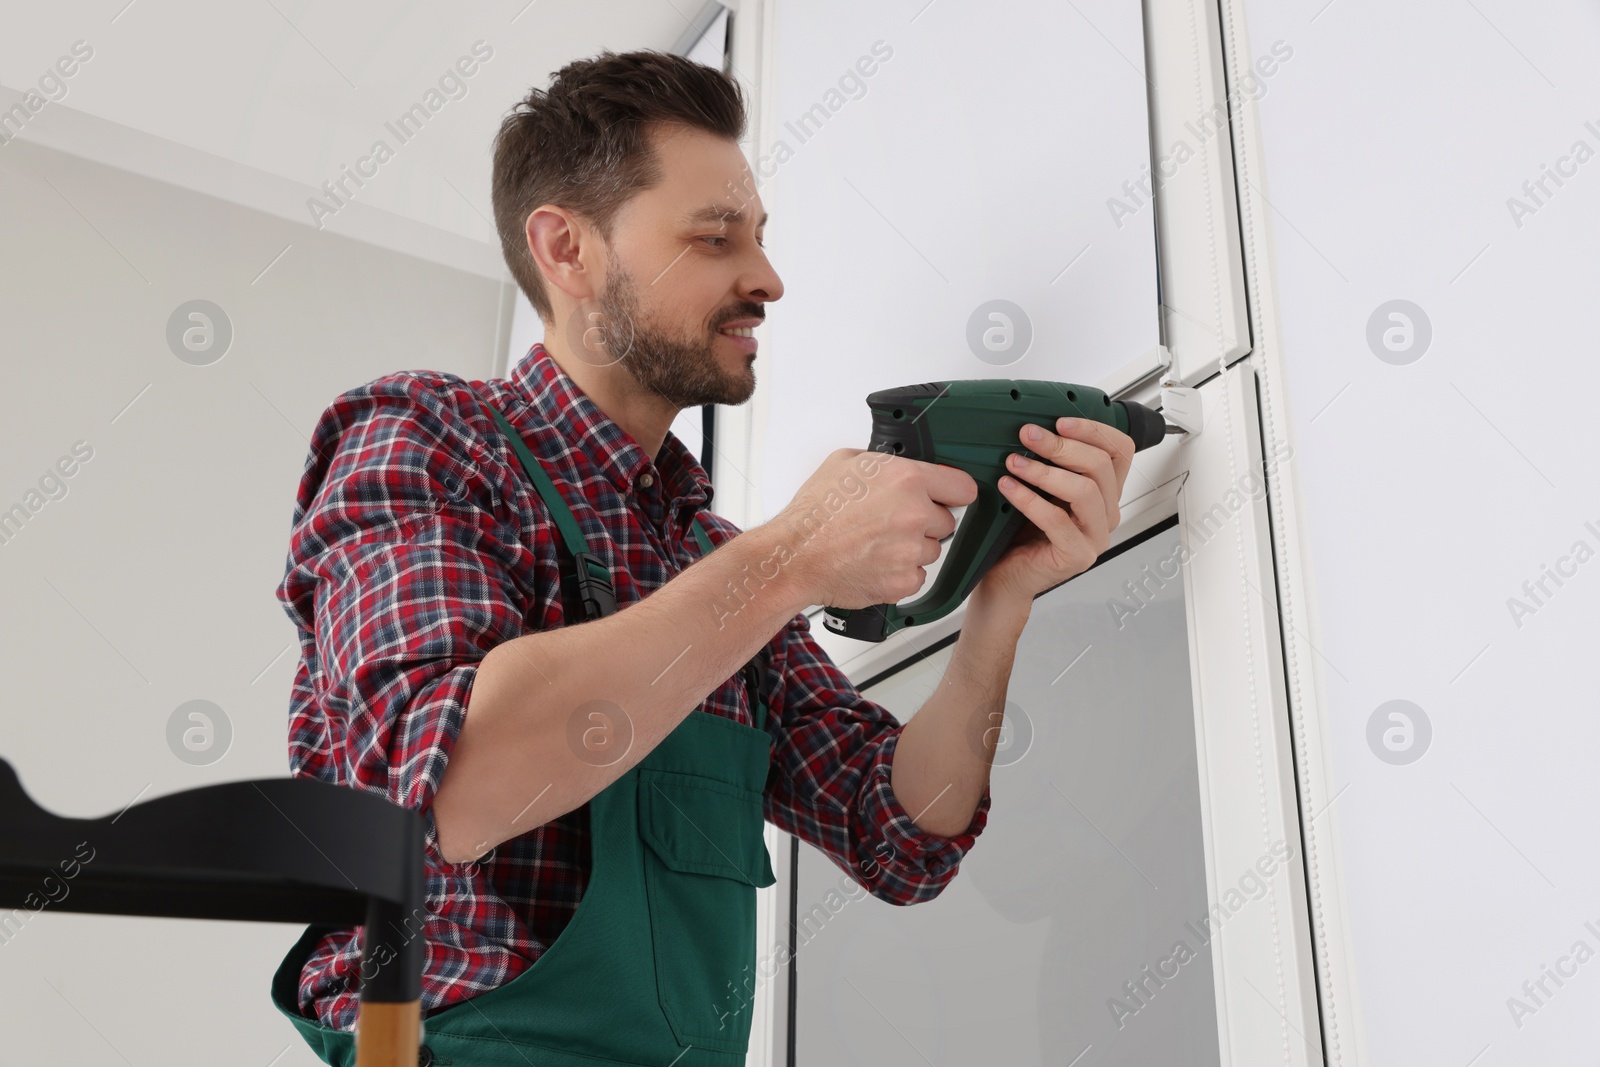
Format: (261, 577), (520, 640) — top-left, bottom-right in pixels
(277, 372), (527, 869)
(762, 610), (991, 905)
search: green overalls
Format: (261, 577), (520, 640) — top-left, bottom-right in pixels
(270, 395), (777, 1066)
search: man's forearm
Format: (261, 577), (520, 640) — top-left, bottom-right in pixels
(433, 523), (810, 864)
(890, 583), (1031, 838)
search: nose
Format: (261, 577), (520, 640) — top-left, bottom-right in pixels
(743, 247), (784, 304)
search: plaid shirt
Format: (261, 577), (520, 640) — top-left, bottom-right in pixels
(276, 342), (991, 1030)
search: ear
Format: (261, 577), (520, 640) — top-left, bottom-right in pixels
(526, 205), (601, 306)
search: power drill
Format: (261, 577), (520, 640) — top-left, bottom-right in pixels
(821, 379), (1180, 642)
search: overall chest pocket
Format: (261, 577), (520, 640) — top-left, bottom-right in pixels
(638, 768), (776, 1052)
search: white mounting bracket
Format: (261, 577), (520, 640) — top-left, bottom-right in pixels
(1159, 379), (1203, 437)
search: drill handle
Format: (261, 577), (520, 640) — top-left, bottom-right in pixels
(821, 482), (1027, 643)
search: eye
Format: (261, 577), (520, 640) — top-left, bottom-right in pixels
(701, 235), (729, 248)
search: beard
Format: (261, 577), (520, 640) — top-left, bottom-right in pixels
(588, 253), (760, 409)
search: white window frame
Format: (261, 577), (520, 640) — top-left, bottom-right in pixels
(786, 363), (1322, 1065)
(718, 0), (1256, 541)
(1212, 0), (1366, 1060)
(719, 0), (1365, 1063)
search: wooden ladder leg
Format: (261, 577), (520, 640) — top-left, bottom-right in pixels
(356, 999), (421, 1067)
(357, 894), (426, 1067)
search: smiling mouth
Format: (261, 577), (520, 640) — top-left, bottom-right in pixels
(717, 325), (756, 337)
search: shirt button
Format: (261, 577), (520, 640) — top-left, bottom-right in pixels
(638, 472), (655, 489)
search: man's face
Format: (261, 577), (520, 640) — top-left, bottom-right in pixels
(584, 124), (782, 409)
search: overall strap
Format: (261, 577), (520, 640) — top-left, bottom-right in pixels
(476, 384), (768, 736)
(477, 393), (616, 621)
(691, 517), (770, 735)
(690, 520), (716, 557)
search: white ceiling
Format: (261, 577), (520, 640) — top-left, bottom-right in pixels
(0, 0), (703, 275)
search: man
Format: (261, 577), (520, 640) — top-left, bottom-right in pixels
(270, 49), (1133, 1065)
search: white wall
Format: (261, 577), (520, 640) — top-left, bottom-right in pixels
(0, 138), (507, 1065)
(1240, 1), (1600, 1061)
(0, 0), (693, 254)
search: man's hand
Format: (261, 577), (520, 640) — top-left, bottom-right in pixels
(771, 448), (978, 611)
(979, 416), (1136, 605)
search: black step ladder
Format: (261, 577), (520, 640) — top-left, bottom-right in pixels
(0, 759), (424, 1066)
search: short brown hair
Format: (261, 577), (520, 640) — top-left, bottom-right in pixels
(491, 50), (747, 323)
